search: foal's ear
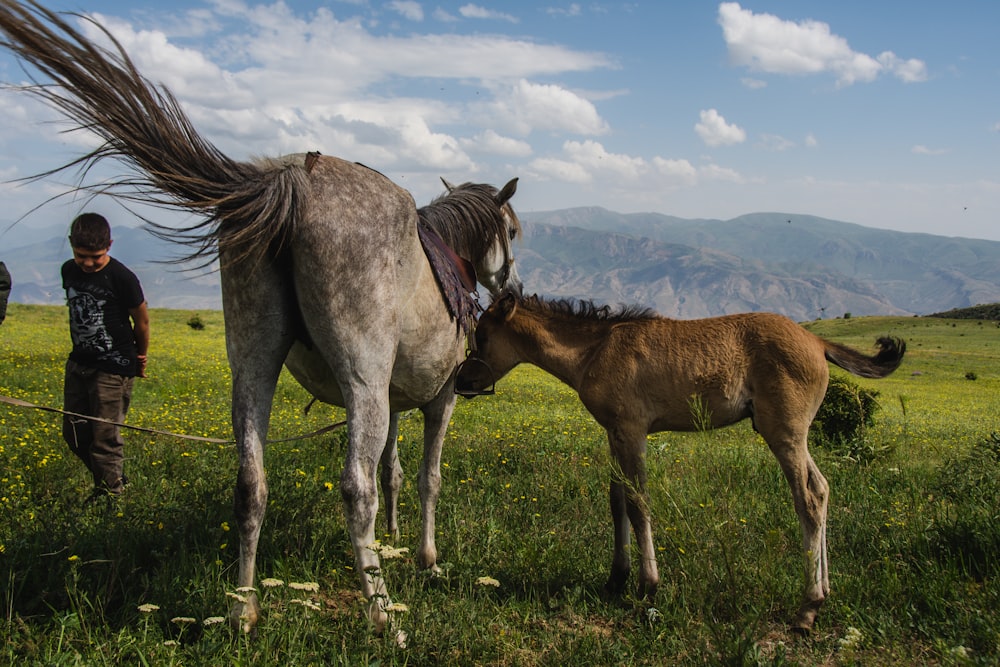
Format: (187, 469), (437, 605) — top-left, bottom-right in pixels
(495, 177), (518, 205)
(496, 290), (518, 320)
(440, 177), (456, 192)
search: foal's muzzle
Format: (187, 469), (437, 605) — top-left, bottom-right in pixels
(454, 356), (496, 398)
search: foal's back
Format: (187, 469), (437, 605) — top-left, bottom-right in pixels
(580, 311), (829, 433)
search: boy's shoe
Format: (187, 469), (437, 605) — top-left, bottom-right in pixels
(82, 479), (126, 508)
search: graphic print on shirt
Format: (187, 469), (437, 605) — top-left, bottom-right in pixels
(67, 286), (126, 366)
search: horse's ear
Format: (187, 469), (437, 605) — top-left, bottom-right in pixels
(495, 177), (518, 205)
(440, 177), (456, 192)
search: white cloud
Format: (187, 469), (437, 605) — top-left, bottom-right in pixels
(54, 5), (612, 170)
(653, 157), (698, 185)
(717, 2), (927, 86)
(877, 51), (928, 83)
(698, 163), (745, 183)
(546, 4), (582, 17)
(911, 145), (949, 156)
(757, 134), (794, 152)
(387, 1), (424, 21)
(459, 4), (518, 23)
(695, 109), (746, 147)
(740, 77), (767, 90)
(461, 129), (533, 157)
(562, 140), (646, 178)
(804, 133), (819, 148)
(488, 80), (609, 136)
(528, 156), (592, 183)
(433, 8), (458, 22)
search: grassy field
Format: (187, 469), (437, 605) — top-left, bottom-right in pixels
(1, 303), (999, 665)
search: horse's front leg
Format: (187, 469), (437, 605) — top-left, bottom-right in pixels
(415, 389), (457, 572)
(380, 412), (403, 540)
(341, 384), (393, 633)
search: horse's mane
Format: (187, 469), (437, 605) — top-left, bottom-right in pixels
(419, 183), (521, 262)
(518, 293), (658, 323)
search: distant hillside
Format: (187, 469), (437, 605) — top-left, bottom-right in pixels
(926, 303), (1000, 320)
(5, 209), (1000, 320)
(2, 224), (221, 310)
(517, 208), (1000, 320)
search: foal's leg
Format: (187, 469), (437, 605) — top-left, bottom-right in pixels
(606, 478), (632, 595)
(380, 412), (403, 540)
(761, 421), (829, 632)
(221, 262), (295, 633)
(415, 389), (457, 572)
(606, 427), (659, 599)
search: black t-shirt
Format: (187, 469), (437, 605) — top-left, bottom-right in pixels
(62, 256), (145, 376)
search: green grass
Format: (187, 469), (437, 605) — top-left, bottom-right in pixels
(1, 304), (999, 665)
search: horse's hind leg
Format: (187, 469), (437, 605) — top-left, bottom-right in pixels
(221, 263), (296, 633)
(415, 388), (457, 572)
(381, 412), (403, 540)
(340, 382), (394, 633)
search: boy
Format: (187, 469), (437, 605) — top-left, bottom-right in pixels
(0, 260), (10, 324)
(62, 213), (150, 502)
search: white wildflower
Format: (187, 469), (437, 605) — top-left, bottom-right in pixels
(838, 626), (863, 652)
(288, 581), (320, 592)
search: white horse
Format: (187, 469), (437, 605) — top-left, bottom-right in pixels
(0, 1), (523, 633)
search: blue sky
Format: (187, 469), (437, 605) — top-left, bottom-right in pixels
(1, 1), (999, 241)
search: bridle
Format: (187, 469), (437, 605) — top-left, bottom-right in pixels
(453, 208), (517, 398)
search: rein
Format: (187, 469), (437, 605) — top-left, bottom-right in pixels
(0, 393), (346, 445)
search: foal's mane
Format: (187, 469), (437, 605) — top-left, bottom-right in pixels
(519, 293), (658, 323)
(419, 183), (521, 261)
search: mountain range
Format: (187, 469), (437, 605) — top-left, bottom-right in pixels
(4, 209), (1000, 321)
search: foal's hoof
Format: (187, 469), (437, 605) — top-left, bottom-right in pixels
(603, 570), (629, 599)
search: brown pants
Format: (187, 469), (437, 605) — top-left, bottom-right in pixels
(63, 360), (134, 493)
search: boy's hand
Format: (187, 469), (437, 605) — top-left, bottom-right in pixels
(137, 354), (148, 378)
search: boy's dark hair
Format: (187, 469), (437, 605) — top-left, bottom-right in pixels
(69, 213), (112, 250)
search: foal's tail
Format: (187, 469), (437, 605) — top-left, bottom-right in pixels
(822, 336), (906, 379)
(0, 0), (307, 267)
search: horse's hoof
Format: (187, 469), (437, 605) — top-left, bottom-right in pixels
(229, 595), (261, 635)
(367, 597), (389, 635)
(791, 599), (822, 633)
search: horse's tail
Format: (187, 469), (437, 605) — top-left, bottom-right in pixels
(822, 336), (906, 379)
(0, 0), (307, 267)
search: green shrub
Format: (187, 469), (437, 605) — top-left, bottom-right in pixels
(928, 432), (1000, 580)
(810, 374), (885, 463)
(187, 314), (205, 330)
